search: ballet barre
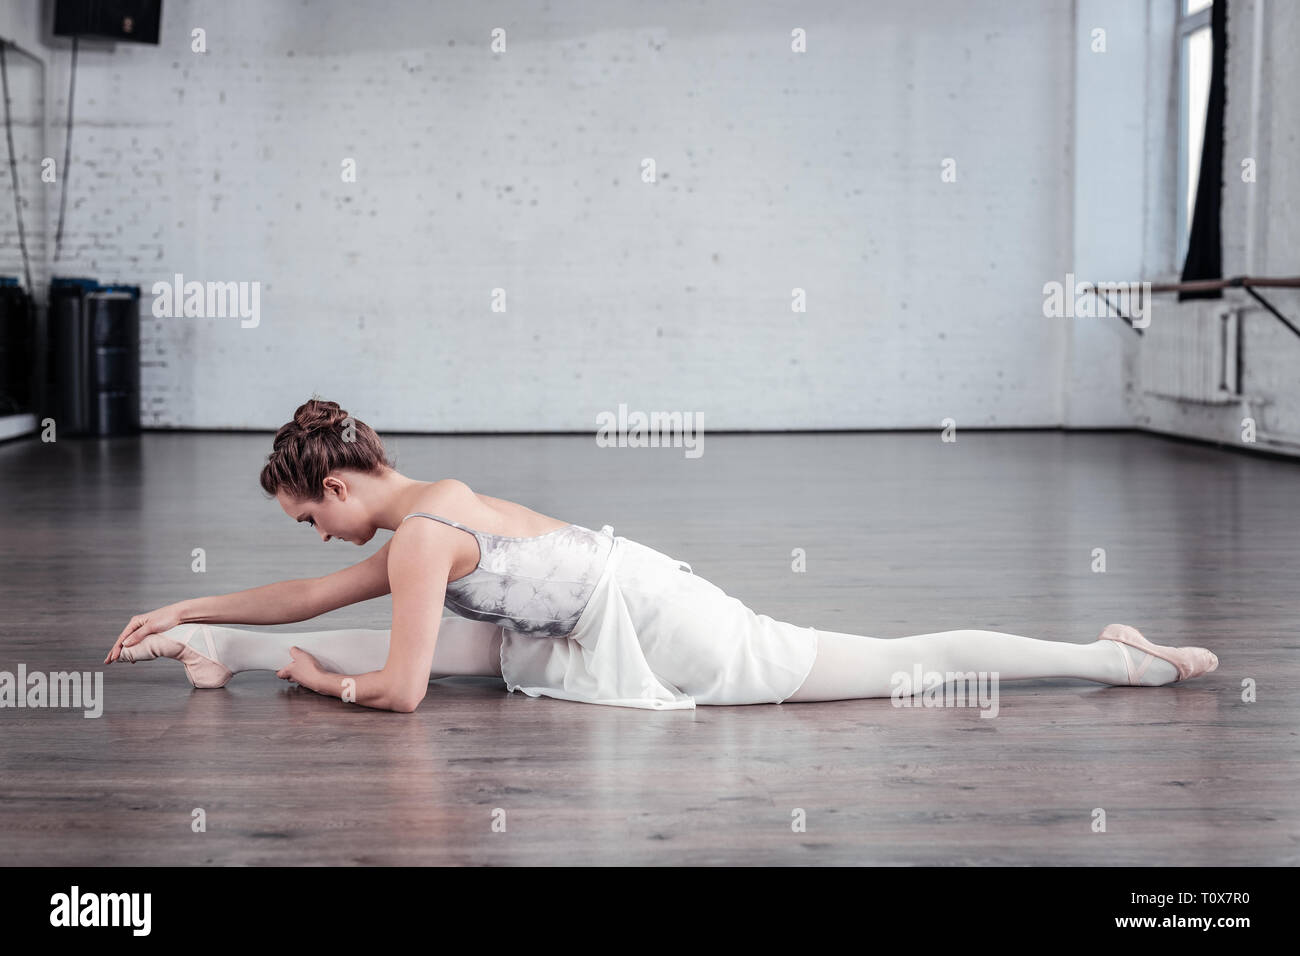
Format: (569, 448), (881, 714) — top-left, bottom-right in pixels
(1089, 275), (1300, 340)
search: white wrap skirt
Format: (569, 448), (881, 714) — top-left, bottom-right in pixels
(496, 526), (820, 710)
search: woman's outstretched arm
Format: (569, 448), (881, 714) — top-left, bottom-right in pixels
(105, 539), (394, 664)
(188, 538), (394, 625)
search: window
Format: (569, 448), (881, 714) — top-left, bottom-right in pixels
(1177, 0), (1213, 265)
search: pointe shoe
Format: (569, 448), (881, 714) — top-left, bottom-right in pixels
(1098, 623), (1218, 685)
(117, 623), (234, 688)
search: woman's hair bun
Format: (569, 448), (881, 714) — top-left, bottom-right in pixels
(260, 396), (394, 502)
(293, 397), (348, 433)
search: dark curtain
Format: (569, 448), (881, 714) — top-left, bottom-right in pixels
(1179, 0), (1228, 301)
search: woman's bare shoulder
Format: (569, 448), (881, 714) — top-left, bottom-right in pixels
(414, 478), (567, 537)
(388, 480), (480, 578)
(397, 478), (478, 528)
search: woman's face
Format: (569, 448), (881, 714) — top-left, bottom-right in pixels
(277, 476), (374, 545)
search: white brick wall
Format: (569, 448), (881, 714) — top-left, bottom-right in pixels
(0, 0), (48, 296)
(2, 0), (1080, 431)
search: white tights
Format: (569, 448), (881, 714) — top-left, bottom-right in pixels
(179, 619), (1176, 698)
(785, 627), (1176, 702)
(200, 616), (505, 681)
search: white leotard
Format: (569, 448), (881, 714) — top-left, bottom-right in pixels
(400, 512), (614, 638)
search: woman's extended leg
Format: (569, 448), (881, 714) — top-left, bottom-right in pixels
(117, 616), (505, 683)
(785, 627), (1190, 702)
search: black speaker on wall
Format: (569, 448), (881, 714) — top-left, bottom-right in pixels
(53, 0), (162, 45)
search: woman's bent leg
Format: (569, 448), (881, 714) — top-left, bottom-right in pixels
(785, 628), (1177, 702)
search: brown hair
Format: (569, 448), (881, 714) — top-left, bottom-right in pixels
(259, 396), (395, 502)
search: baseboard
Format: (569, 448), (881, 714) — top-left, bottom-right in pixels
(0, 413), (37, 443)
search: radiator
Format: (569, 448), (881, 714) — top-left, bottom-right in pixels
(1140, 306), (1240, 404)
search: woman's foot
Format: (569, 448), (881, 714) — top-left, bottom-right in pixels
(1098, 623), (1218, 686)
(114, 623), (234, 688)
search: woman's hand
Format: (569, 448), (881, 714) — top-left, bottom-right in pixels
(105, 603), (187, 664)
(276, 646), (324, 692)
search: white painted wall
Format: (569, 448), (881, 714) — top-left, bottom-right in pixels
(2, 0), (1076, 431)
(1066, 0), (1151, 428)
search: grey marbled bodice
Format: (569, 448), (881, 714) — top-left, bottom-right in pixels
(400, 512), (614, 638)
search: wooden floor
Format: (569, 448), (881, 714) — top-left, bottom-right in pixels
(0, 430), (1295, 865)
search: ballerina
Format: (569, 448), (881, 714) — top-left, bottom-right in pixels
(105, 398), (1219, 713)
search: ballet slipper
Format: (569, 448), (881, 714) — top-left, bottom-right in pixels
(1098, 623), (1218, 684)
(116, 624), (234, 689)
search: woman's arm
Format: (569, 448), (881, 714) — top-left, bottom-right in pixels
(180, 539), (393, 625)
(106, 540), (396, 664)
(281, 523), (451, 712)
(176, 578), (324, 626)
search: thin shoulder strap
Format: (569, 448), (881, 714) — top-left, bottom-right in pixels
(401, 512), (482, 537)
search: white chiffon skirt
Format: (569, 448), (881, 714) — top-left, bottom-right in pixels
(496, 526), (819, 710)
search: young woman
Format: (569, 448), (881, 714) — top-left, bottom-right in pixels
(104, 399), (1219, 713)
